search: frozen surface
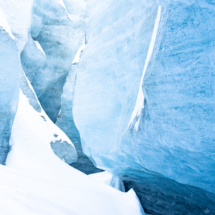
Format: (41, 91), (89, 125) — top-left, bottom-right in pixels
(89, 171), (125, 192)
(0, 0), (33, 53)
(56, 43), (85, 153)
(0, 7), (15, 40)
(3, 91), (144, 215)
(22, 0), (86, 122)
(73, 0), (215, 194)
(21, 37), (46, 84)
(56, 64), (81, 150)
(0, 8), (19, 164)
(19, 75), (78, 164)
(118, 169), (215, 215)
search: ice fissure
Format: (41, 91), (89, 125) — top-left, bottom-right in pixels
(129, 5), (161, 130)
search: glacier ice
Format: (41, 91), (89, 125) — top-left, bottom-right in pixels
(20, 0), (86, 122)
(21, 36), (46, 84)
(119, 169), (215, 215)
(4, 90), (144, 215)
(73, 0), (161, 169)
(73, 0), (215, 195)
(56, 43), (85, 153)
(0, 0), (78, 165)
(1, 0), (215, 214)
(0, 7), (19, 164)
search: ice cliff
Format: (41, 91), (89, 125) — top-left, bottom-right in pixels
(73, 0), (215, 196)
(21, 0), (86, 122)
(0, 0), (215, 214)
(0, 0), (144, 214)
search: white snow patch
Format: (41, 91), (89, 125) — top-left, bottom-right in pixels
(34, 40), (45, 55)
(0, 7), (15, 39)
(59, 0), (66, 9)
(89, 171), (125, 192)
(72, 41), (85, 64)
(128, 5), (161, 130)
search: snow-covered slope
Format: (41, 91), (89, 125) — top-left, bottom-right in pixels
(3, 91), (144, 215)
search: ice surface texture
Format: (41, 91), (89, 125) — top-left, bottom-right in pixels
(0, 0), (34, 53)
(73, 0), (215, 194)
(0, 8), (19, 164)
(21, 0), (86, 122)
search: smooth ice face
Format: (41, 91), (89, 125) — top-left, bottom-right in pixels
(21, 0), (86, 122)
(73, 0), (215, 194)
(56, 43), (85, 155)
(56, 64), (81, 150)
(73, 0), (159, 165)
(0, 8), (19, 164)
(74, 0), (158, 154)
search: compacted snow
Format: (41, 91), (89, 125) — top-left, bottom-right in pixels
(89, 171), (125, 192)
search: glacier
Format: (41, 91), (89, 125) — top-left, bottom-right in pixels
(0, 0), (215, 214)
(0, 7), (19, 164)
(73, 0), (215, 201)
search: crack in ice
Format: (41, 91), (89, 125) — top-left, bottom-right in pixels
(128, 5), (161, 130)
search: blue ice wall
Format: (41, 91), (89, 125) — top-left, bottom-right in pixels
(21, 0), (85, 122)
(56, 64), (81, 150)
(55, 0), (86, 146)
(73, 0), (215, 194)
(0, 11), (19, 164)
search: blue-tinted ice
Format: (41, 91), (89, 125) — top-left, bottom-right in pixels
(73, 0), (215, 194)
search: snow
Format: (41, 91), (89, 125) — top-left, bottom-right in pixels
(59, 0), (66, 9)
(33, 40), (45, 55)
(2, 91), (144, 215)
(89, 171), (125, 192)
(19, 73), (78, 164)
(72, 42), (85, 64)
